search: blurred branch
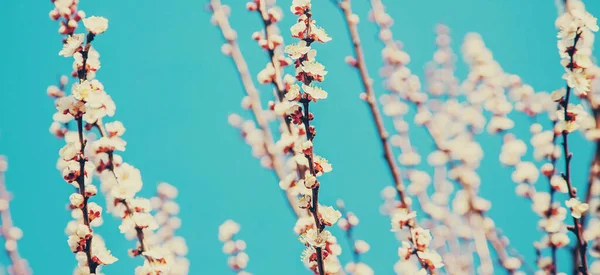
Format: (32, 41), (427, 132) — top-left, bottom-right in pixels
(0, 157), (30, 275)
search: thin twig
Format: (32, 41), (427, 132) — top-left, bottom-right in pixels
(338, 203), (359, 263)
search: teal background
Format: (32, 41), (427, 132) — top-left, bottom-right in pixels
(1, 0), (600, 274)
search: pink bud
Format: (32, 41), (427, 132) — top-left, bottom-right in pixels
(227, 114), (243, 127)
(47, 85), (61, 97)
(241, 96), (252, 110)
(338, 218), (350, 230)
(251, 31), (262, 41)
(345, 56), (358, 67)
(49, 10), (60, 20)
(258, 39), (268, 49)
(221, 44), (233, 56)
(268, 8), (282, 22)
(60, 75), (69, 86)
(503, 133), (516, 143)
(245, 2), (257, 11)
(270, 35), (283, 46)
(58, 25), (68, 34)
(74, 10), (85, 21)
(541, 163), (554, 177)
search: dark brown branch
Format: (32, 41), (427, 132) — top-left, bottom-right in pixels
(295, 7), (326, 275)
(75, 116), (98, 273)
(560, 31), (589, 275)
(301, 99), (325, 275)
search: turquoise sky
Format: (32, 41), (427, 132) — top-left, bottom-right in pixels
(1, 0), (600, 274)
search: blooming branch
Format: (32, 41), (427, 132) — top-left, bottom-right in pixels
(209, 0), (301, 216)
(251, 0), (287, 101)
(210, 1), (346, 273)
(336, 200), (373, 275)
(91, 120), (170, 274)
(219, 220), (252, 275)
(250, 0), (318, 206)
(50, 2), (118, 273)
(555, 5), (599, 274)
(149, 183), (190, 275)
(367, 1), (529, 273)
(336, 0), (441, 273)
(50, 2), (173, 273)
(0, 157), (30, 275)
(335, 0), (408, 215)
(284, 1), (343, 274)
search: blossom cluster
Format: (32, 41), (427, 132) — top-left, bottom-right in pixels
(336, 200), (374, 275)
(553, 3), (598, 273)
(94, 150), (169, 274)
(369, 2), (473, 274)
(295, 215), (343, 274)
(49, 0), (85, 35)
(368, 1), (535, 273)
(218, 220), (252, 275)
(499, 130), (571, 274)
(149, 183), (190, 275)
(461, 31), (575, 273)
(379, 187), (444, 274)
(555, 5), (598, 133)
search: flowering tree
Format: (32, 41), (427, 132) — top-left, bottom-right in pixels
(209, 0), (600, 274)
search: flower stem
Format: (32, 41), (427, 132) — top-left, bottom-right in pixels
(561, 31), (589, 275)
(75, 116), (98, 273)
